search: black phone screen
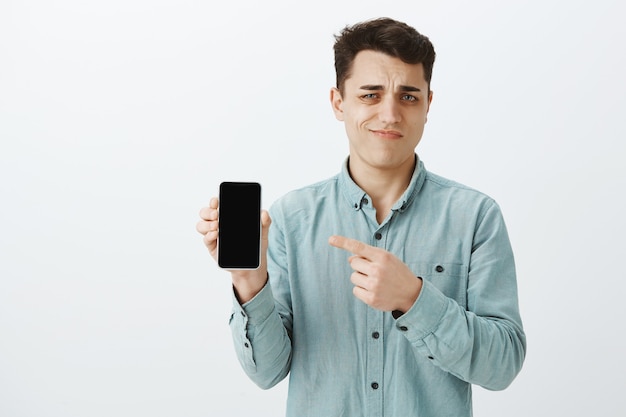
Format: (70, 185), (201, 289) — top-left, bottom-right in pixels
(217, 182), (261, 269)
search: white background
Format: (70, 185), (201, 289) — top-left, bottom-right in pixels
(1, 0), (625, 416)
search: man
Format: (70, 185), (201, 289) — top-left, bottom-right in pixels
(197, 17), (526, 416)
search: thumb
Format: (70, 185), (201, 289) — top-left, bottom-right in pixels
(261, 210), (272, 242)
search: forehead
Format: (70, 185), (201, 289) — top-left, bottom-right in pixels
(346, 50), (427, 89)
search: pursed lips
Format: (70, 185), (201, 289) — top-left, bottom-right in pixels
(370, 129), (403, 139)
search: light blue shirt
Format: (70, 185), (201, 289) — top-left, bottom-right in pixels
(229, 157), (526, 417)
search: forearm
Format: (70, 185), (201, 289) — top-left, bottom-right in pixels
(396, 279), (526, 390)
(229, 281), (292, 389)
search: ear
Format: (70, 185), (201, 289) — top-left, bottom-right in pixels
(330, 87), (344, 121)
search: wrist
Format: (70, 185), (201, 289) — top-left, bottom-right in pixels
(397, 276), (423, 314)
(231, 270), (268, 304)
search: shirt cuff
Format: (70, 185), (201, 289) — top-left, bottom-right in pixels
(394, 278), (448, 342)
(231, 280), (276, 326)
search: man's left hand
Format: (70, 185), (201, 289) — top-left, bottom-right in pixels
(329, 235), (422, 313)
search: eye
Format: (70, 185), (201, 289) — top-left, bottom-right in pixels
(361, 93), (379, 100)
(401, 94), (417, 102)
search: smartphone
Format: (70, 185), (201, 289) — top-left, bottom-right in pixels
(217, 181), (262, 269)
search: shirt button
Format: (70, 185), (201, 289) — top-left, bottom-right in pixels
(435, 265), (444, 273)
(362, 197), (369, 205)
(374, 232), (382, 240)
(399, 326), (408, 331)
(428, 356), (434, 360)
(372, 331), (380, 339)
(244, 342), (249, 348)
(371, 382), (379, 390)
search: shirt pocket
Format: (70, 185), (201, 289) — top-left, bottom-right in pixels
(406, 262), (469, 309)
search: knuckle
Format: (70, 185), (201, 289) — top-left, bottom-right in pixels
(204, 231), (217, 245)
(380, 252), (393, 263)
(366, 292), (377, 306)
(370, 264), (383, 277)
(200, 207), (217, 221)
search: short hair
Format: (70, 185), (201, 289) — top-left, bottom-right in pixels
(333, 17), (436, 93)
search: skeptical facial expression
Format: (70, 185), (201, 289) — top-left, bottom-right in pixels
(331, 50), (433, 172)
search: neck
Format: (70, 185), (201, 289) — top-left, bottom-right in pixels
(348, 155), (416, 223)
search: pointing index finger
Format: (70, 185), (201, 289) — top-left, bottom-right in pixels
(329, 235), (376, 259)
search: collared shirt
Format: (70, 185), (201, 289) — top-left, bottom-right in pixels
(229, 157), (526, 417)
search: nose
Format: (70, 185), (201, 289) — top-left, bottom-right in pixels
(378, 96), (401, 125)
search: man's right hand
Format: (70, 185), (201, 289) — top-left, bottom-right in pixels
(196, 197), (272, 303)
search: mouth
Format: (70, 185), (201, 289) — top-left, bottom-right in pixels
(370, 129), (403, 139)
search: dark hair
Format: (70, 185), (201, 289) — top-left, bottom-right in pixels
(333, 17), (436, 93)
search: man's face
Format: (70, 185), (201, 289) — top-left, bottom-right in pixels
(331, 50), (432, 173)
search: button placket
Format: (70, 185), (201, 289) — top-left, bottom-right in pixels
(366, 308), (384, 415)
(372, 226), (386, 248)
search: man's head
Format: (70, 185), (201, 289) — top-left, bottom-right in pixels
(333, 17), (436, 94)
(330, 18), (436, 175)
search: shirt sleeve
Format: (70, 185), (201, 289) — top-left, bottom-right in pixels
(228, 204), (293, 390)
(229, 281), (292, 389)
(394, 200), (527, 390)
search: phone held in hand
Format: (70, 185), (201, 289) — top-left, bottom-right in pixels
(217, 181), (262, 270)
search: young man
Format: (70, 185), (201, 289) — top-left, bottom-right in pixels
(197, 17), (526, 417)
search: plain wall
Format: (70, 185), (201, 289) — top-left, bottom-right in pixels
(1, 0), (625, 415)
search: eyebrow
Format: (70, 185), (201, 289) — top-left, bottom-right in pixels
(359, 84), (422, 92)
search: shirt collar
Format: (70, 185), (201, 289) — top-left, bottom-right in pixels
(339, 154), (426, 212)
